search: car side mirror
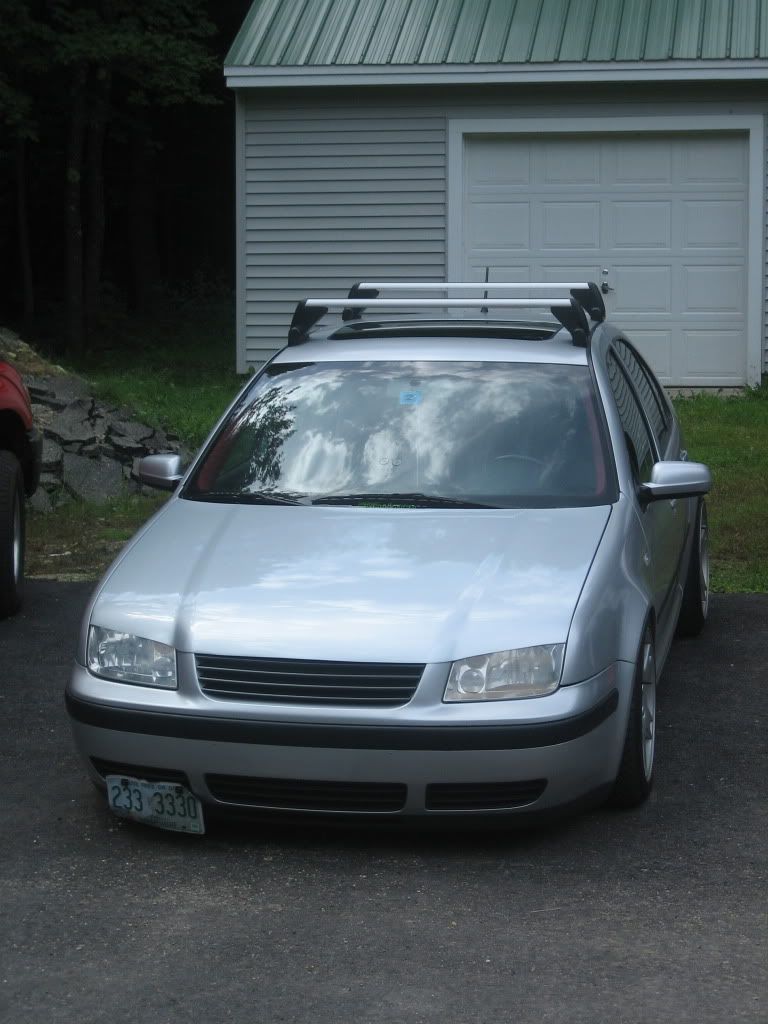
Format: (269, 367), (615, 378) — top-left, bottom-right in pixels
(640, 461), (711, 504)
(138, 453), (184, 492)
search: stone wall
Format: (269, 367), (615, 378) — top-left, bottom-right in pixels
(1, 330), (189, 512)
(28, 375), (190, 512)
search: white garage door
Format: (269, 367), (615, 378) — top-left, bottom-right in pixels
(461, 133), (749, 386)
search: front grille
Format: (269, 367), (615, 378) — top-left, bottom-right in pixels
(195, 655), (424, 707)
(91, 758), (189, 786)
(425, 780), (547, 811)
(206, 774), (407, 813)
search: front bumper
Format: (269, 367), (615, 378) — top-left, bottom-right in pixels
(66, 660), (634, 820)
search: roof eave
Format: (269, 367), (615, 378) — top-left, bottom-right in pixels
(224, 59), (768, 89)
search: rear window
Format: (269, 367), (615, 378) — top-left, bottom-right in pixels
(185, 360), (615, 509)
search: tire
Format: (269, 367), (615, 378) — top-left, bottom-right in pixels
(0, 450), (25, 619)
(676, 499), (710, 638)
(608, 624), (656, 809)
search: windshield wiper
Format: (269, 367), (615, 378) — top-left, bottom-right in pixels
(190, 490), (307, 506)
(312, 492), (497, 509)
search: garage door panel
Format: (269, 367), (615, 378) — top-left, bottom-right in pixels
(681, 331), (746, 381)
(683, 201), (745, 249)
(467, 138), (531, 184)
(468, 201), (531, 249)
(679, 138), (748, 184)
(540, 141), (600, 184)
(541, 202), (600, 248)
(611, 266), (672, 313)
(462, 132), (749, 385)
(683, 266), (744, 312)
(611, 202), (672, 248)
(614, 142), (674, 184)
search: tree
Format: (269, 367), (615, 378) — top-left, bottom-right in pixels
(51, 0), (219, 349)
(0, 1), (44, 322)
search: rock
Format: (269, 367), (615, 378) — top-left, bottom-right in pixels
(62, 453), (126, 503)
(108, 418), (155, 444)
(48, 399), (102, 446)
(26, 373), (89, 407)
(39, 472), (63, 492)
(29, 488), (52, 513)
(30, 404), (55, 429)
(42, 439), (63, 470)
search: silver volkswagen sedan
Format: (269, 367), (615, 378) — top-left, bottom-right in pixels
(66, 282), (711, 833)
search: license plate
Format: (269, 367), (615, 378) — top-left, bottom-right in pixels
(105, 775), (205, 835)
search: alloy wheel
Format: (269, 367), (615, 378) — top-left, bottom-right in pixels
(640, 637), (656, 781)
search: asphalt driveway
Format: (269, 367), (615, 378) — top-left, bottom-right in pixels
(0, 582), (766, 1024)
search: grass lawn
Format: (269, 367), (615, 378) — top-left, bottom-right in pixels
(674, 385), (768, 593)
(68, 298), (244, 449)
(24, 305), (768, 591)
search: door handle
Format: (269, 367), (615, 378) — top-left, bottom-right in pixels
(600, 282), (614, 295)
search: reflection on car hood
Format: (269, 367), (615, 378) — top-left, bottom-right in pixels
(92, 499), (611, 664)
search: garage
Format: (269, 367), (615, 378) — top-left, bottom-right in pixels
(456, 130), (749, 386)
(227, 0), (768, 386)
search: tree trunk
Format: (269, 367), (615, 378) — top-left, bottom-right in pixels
(128, 119), (159, 315)
(66, 67), (87, 354)
(84, 69), (112, 329)
(15, 138), (34, 323)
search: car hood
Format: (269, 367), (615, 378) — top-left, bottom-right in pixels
(91, 499), (610, 664)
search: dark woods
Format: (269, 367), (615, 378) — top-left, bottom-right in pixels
(0, 1), (249, 353)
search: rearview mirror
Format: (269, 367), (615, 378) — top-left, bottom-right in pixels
(138, 453), (184, 492)
(640, 461), (711, 504)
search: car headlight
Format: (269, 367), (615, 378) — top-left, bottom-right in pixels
(444, 644), (564, 701)
(87, 626), (177, 689)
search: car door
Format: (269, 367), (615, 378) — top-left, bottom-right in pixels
(605, 348), (678, 624)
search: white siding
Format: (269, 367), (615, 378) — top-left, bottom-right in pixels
(241, 106), (446, 366)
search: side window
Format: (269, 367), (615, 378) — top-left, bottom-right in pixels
(606, 351), (656, 484)
(614, 338), (671, 451)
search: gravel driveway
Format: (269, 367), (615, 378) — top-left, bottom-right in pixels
(1, 582), (766, 1024)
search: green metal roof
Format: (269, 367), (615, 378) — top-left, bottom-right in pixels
(227, 0), (768, 67)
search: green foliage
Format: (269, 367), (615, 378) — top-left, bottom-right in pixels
(675, 383), (768, 593)
(68, 298), (243, 448)
(48, 0), (218, 106)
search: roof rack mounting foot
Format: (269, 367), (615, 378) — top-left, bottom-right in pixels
(570, 283), (605, 322)
(288, 300), (328, 345)
(552, 299), (591, 347)
(343, 283), (380, 321)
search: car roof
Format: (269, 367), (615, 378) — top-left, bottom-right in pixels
(271, 320), (590, 367)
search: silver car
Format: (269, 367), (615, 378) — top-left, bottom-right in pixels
(66, 281), (711, 833)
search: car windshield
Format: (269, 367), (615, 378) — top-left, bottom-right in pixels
(184, 360), (613, 509)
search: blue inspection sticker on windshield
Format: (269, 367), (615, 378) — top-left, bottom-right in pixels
(400, 390), (422, 406)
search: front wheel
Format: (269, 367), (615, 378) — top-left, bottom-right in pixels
(608, 625), (656, 809)
(0, 450), (25, 618)
(676, 499), (710, 638)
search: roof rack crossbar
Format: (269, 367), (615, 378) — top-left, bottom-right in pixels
(312, 298), (573, 310)
(358, 281), (591, 291)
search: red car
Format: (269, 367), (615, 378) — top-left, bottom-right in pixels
(0, 358), (42, 617)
